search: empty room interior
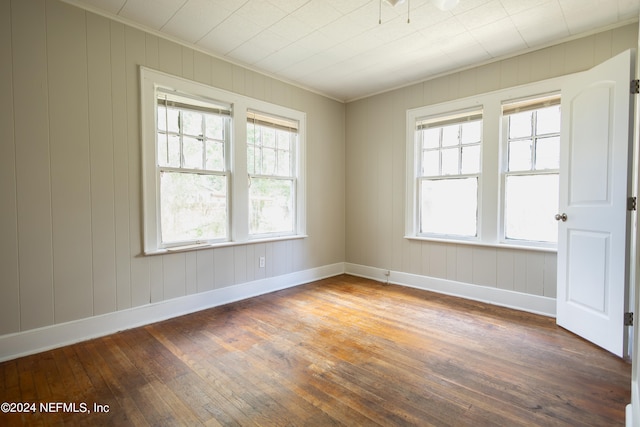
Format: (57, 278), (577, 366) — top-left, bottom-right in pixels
(3, 0), (640, 425)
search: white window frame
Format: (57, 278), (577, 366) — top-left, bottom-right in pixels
(141, 67), (307, 255)
(247, 110), (299, 238)
(406, 76), (566, 251)
(414, 108), (483, 241)
(499, 94), (561, 248)
(155, 89), (232, 248)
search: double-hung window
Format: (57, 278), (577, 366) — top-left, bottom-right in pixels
(141, 67), (307, 254)
(247, 111), (298, 236)
(501, 95), (561, 245)
(156, 90), (231, 247)
(415, 110), (482, 238)
(407, 76), (564, 249)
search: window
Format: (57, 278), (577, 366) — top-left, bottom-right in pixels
(406, 76), (564, 249)
(156, 90), (231, 247)
(502, 95), (560, 245)
(247, 111), (298, 236)
(415, 110), (482, 238)
(141, 67), (306, 254)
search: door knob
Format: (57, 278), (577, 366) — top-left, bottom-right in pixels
(555, 213), (568, 222)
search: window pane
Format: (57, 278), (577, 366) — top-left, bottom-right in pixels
(183, 136), (203, 169)
(441, 125), (459, 147)
(166, 134), (181, 167)
(182, 110), (202, 136)
(263, 127), (276, 148)
(461, 121), (481, 144)
(277, 131), (291, 150)
(167, 108), (180, 133)
(422, 150), (439, 176)
(262, 148), (276, 175)
(160, 171), (227, 244)
(508, 139), (532, 171)
(205, 115), (224, 139)
(277, 150), (291, 176)
(536, 105), (561, 135)
(441, 148), (459, 175)
(535, 136), (560, 170)
(461, 145), (480, 174)
(505, 174), (558, 243)
(249, 177), (294, 235)
(205, 140), (224, 171)
(158, 106), (167, 131)
(509, 111), (532, 138)
(423, 128), (440, 149)
(420, 178), (477, 237)
(157, 132), (168, 166)
(247, 145), (256, 175)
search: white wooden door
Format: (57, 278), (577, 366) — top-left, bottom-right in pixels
(556, 49), (635, 357)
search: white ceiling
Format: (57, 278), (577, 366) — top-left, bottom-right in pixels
(66, 0), (640, 102)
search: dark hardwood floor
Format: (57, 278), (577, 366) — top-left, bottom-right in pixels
(0, 274), (631, 426)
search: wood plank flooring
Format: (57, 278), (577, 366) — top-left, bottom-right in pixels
(0, 274), (631, 426)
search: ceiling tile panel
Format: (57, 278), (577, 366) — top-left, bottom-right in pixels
(118, 0), (187, 30)
(510, 1), (570, 47)
(70, 0), (640, 101)
(265, 0), (310, 14)
(560, 0), (618, 34)
(455, 0), (508, 30)
(234, 0), (288, 28)
(619, 0), (640, 18)
(161, 0), (233, 43)
(472, 16), (527, 57)
(229, 30), (292, 64)
(292, 1), (343, 32)
(197, 14), (263, 55)
(499, 0), (552, 16)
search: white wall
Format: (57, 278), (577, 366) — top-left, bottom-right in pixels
(345, 23), (638, 304)
(0, 0), (345, 338)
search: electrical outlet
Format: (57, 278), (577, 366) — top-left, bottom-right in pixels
(259, 256), (265, 268)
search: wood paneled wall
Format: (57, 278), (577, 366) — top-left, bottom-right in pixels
(0, 0), (345, 336)
(345, 23), (638, 299)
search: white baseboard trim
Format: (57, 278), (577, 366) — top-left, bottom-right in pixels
(0, 262), (346, 362)
(345, 263), (556, 318)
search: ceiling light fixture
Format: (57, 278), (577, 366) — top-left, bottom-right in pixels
(379, 0), (410, 24)
(431, 0), (459, 11)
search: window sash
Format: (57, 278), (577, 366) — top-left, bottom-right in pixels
(249, 176), (296, 236)
(247, 110), (298, 237)
(418, 175), (479, 238)
(156, 92), (231, 248)
(158, 169), (230, 246)
(503, 172), (559, 244)
(500, 96), (560, 246)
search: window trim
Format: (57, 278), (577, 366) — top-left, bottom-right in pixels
(406, 75), (568, 250)
(141, 67), (306, 255)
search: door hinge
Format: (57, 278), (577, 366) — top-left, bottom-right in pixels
(628, 196), (637, 211)
(625, 312), (634, 326)
(632, 79), (640, 94)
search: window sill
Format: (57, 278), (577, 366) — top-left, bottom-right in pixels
(404, 235), (557, 253)
(144, 234), (308, 256)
